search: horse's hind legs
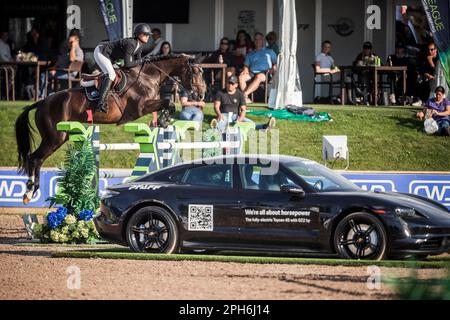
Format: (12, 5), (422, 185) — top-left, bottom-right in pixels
(23, 161), (36, 205)
(23, 136), (66, 204)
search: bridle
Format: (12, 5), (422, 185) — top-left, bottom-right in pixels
(146, 59), (204, 100)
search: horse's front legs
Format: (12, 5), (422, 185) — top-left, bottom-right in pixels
(158, 100), (176, 128)
(141, 99), (175, 128)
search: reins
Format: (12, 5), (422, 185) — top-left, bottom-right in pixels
(119, 62), (146, 97)
(146, 60), (192, 93)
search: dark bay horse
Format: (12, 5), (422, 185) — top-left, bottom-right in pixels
(15, 54), (206, 204)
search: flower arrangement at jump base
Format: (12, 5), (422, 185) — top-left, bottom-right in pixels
(32, 137), (101, 244)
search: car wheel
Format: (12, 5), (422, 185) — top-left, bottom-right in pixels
(334, 212), (387, 260)
(126, 206), (179, 253)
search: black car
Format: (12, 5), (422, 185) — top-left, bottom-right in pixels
(95, 155), (450, 260)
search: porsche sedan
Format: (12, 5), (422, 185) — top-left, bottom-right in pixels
(95, 155), (450, 260)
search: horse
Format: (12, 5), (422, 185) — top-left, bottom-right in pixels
(15, 53), (207, 204)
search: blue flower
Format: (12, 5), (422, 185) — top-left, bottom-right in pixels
(79, 210), (94, 221)
(46, 207), (68, 229)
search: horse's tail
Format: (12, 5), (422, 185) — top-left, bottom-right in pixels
(15, 102), (39, 174)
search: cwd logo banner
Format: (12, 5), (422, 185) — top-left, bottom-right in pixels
(344, 173), (450, 208)
(0, 169), (449, 209)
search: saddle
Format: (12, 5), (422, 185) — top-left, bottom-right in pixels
(80, 69), (128, 102)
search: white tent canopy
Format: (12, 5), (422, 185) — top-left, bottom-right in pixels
(269, 0), (303, 109)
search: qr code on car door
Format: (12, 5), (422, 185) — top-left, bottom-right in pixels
(188, 205), (213, 231)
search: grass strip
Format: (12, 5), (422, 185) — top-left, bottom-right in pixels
(51, 250), (450, 269)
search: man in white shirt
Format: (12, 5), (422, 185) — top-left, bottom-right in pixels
(0, 31), (13, 61)
(315, 41), (339, 75)
(314, 40), (354, 104)
(149, 28), (164, 55)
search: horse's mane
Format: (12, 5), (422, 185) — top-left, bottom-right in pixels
(143, 53), (194, 62)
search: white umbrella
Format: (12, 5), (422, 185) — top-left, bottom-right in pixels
(269, 0), (303, 109)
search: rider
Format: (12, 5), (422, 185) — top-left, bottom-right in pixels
(93, 23), (152, 113)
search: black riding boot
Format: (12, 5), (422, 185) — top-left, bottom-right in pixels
(96, 78), (113, 113)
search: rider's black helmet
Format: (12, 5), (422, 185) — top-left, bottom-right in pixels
(134, 23), (152, 37)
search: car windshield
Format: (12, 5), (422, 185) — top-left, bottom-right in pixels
(284, 160), (360, 192)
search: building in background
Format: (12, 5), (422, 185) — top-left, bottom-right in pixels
(0, 0), (432, 102)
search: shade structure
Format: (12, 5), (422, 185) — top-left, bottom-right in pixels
(269, 0), (303, 109)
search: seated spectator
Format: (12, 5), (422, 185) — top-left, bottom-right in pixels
(59, 28), (81, 56)
(148, 28), (164, 56)
(212, 75), (275, 131)
(39, 34), (84, 98)
(179, 88), (205, 122)
(0, 31), (13, 61)
(315, 40), (353, 104)
(206, 37), (235, 79)
(159, 41), (172, 56)
(238, 32), (277, 104)
(22, 27), (52, 61)
(232, 30), (253, 72)
(387, 42), (410, 104)
(266, 31), (279, 56)
(353, 41), (377, 104)
(159, 41), (174, 100)
(416, 41), (439, 105)
(353, 41), (377, 66)
(416, 86), (450, 136)
(154, 41), (174, 126)
(315, 41), (339, 74)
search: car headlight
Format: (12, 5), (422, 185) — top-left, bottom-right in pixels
(395, 208), (425, 219)
(100, 189), (120, 200)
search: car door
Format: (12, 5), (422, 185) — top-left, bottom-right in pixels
(175, 163), (242, 246)
(237, 163), (323, 249)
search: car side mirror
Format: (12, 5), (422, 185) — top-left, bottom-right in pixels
(280, 184), (305, 198)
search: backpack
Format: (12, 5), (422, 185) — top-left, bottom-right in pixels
(286, 105), (315, 116)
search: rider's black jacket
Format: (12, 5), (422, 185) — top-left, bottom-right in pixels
(100, 37), (151, 68)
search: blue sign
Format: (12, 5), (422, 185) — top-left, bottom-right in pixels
(1, 169), (449, 209)
(99, 0), (123, 41)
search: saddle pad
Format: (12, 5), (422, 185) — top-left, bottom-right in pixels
(85, 85), (100, 101)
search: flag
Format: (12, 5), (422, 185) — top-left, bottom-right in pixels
(422, 0), (450, 87)
(99, 0), (123, 41)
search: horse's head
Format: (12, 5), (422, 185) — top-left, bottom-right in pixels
(142, 54), (207, 101)
(179, 55), (207, 101)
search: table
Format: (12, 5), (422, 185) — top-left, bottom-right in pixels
(199, 63), (227, 89)
(338, 65), (407, 106)
(0, 60), (50, 101)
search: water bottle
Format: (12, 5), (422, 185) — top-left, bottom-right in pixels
(219, 54), (224, 64)
(227, 112), (233, 128)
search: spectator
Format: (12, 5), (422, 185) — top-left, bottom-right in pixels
(148, 28), (164, 56)
(0, 31), (12, 61)
(232, 30), (253, 72)
(206, 37), (235, 80)
(265, 31), (279, 56)
(386, 42), (409, 104)
(22, 27), (51, 61)
(416, 41), (439, 104)
(315, 41), (339, 74)
(159, 41), (172, 56)
(315, 40), (353, 104)
(59, 28), (81, 55)
(39, 34), (84, 98)
(353, 41), (377, 66)
(416, 86), (450, 136)
(212, 75), (275, 131)
(179, 88), (205, 122)
(353, 41), (377, 104)
(238, 32), (277, 103)
(155, 41), (174, 126)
